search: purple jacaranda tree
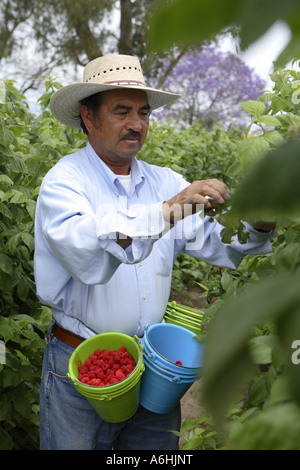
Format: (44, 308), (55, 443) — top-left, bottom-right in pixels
(149, 45), (266, 129)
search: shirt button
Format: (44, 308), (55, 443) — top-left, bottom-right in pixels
(143, 294), (147, 300)
(150, 226), (155, 232)
(139, 262), (143, 267)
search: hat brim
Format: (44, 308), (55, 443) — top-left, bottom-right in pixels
(50, 82), (180, 129)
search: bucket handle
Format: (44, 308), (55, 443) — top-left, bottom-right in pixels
(144, 359), (183, 383)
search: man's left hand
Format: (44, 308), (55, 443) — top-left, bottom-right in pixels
(249, 220), (277, 232)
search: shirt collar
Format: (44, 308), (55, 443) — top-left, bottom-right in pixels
(85, 141), (145, 195)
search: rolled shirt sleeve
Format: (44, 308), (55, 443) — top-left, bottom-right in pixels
(177, 215), (275, 269)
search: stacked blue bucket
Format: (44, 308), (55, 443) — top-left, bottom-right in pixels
(139, 323), (204, 414)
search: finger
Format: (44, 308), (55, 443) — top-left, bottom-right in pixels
(194, 180), (231, 202)
(203, 187), (229, 206)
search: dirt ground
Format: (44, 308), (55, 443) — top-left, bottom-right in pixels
(181, 379), (204, 422)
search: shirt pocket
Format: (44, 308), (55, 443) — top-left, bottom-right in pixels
(153, 238), (173, 278)
(156, 264), (171, 277)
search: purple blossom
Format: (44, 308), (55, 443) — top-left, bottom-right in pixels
(148, 45), (266, 129)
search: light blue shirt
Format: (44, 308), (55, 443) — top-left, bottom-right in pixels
(34, 142), (274, 338)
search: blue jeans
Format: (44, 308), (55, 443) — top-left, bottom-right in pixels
(39, 328), (181, 450)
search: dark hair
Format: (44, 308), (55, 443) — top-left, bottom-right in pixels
(79, 92), (103, 135)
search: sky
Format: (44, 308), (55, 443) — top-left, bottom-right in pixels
(220, 20), (293, 90)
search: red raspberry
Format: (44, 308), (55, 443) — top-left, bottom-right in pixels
(81, 376), (90, 384)
(115, 369), (126, 381)
(90, 378), (101, 386)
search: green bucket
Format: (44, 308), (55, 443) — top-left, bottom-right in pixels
(67, 332), (144, 423)
(164, 314), (202, 335)
(164, 303), (203, 335)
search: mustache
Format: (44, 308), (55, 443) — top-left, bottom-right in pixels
(121, 131), (142, 140)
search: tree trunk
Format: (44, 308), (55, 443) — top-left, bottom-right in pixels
(119, 0), (132, 54)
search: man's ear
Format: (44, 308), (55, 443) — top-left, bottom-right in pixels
(80, 104), (94, 134)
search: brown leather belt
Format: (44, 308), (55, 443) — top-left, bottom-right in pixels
(52, 323), (85, 349)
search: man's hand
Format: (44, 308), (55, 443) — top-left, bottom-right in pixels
(249, 220), (277, 232)
(117, 234), (132, 249)
(162, 179), (231, 224)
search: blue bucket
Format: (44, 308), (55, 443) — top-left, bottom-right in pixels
(139, 323), (204, 413)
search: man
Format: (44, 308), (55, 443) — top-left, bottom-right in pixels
(34, 54), (275, 450)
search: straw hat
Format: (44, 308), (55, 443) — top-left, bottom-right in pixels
(50, 54), (180, 129)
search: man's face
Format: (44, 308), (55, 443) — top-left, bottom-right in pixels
(81, 88), (150, 172)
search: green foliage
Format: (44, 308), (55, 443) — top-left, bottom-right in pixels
(180, 68), (300, 450)
(148, 0), (300, 450)
(140, 120), (243, 186)
(139, 119), (244, 295)
(0, 77), (86, 449)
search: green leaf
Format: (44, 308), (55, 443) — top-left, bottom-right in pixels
(13, 389), (34, 419)
(0, 252), (13, 275)
(0, 202), (13, 220)
(8, 155), (28, 173)
(271, 96), (290, 113)
(259, 115), (281, 127)
(241, 100), (265, 116)
(0, 398), (12, 421)
(0, 318), (16, 342)
(7, 233), (22, 254)
(248, 335), (275, 364)
(280, 82), (293, 99)
(181, 435), (203, 450)
(20, 232), (34, 252)
(0, 174), (14, 186)
(275, 33), (300, 68)
(230, 138), (300, 220)
(221, 271), (232, 291)
(266, 373), (293, 408)
(237, 136), (270, 170)
(0, 428), (14, 450)
(17, 277), (30, 301)
(263, 130), (285, 147)
(220, 227), (235, 244)
(0, 125), (18, 147)
(6, 189), (28, 204)
(148, 0), (240, 52)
